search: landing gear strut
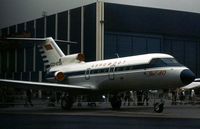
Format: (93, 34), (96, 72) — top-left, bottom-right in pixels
(110, 95), (122, 110)
(154, 102), (164, 113)
(153, 90), (165, 113)
(61, 95), (74, 110)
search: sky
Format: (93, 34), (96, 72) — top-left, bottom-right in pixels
(0, 0), (200, 29)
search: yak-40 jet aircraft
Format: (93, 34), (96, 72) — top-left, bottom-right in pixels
(0, 37), (195, 113)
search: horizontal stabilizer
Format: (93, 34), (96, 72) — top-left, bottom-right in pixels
(4, 37), (77, 44)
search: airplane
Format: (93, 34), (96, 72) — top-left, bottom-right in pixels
(0, 37), (196, 113)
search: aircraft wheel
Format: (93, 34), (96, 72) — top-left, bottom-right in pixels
(110, 95), (122, 110)
(61, 96), (73, 110)
(154, 102), (164, 113)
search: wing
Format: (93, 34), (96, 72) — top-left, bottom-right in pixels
(0, 79), (96, 92)
(181, 78), (200, 90)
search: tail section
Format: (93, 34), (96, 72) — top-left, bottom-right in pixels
(5, 37), (84, 69)
(37, 37), (65, 69)
(38, 37), (85, 69)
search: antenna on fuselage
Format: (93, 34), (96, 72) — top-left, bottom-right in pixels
(115, 53), (120, 58)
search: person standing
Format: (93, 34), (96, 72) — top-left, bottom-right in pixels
(24, 89), (33, 107)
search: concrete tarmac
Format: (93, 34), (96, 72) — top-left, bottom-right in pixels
(0, 102), (200, 129)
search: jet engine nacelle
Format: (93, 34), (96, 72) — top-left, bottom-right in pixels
(54, 71), (65, 81)
(60, 53), (85, 65)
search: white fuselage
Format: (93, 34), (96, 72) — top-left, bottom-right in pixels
(46, 53), (191, 92)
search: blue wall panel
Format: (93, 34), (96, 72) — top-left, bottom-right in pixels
(104, 32), (200, 77)
(185, 41), (197, 73)
(70, 7), (81, 54)
(104, 34), (117, 59)
(105, 3), (200, 38)
(9, 25), (16, 35)
(58, 43), (68, 55)
(84, 3), (96, 61)
(35, 49), (44, 71)
(147, 38), (161, 53)
(31, 72), (38, 81)
(132, 37), (147, 55)
(14, 72), (21, 80)
(17, 48), (24, 72)
(35, 18), (45, 71)
(117, 35), (132, 57)
(17, 23), (25, 33)
(197, 43), (200, 77)
(6, 72), (12, 79)
(22, 72), (29, 81)
(26, 47), (33, 72)
(1, 28), (8, 37)
(104, 32), (162, 59)
(1, 50), (7, 72)
(0, 73), (4, 79)
(46, 15), (55, 38)
(36, 18), (44, 38)
(9, 50), (15, 72)
(57, 11), (68, 40)
(171, 40), (185, 64)
(162, 39), (172, 54)
(26, 20), (35, 37)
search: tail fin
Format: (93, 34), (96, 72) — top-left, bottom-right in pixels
(5, 37), (83, 69)
(37, 37), (65, 69)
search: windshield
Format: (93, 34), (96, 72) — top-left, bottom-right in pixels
(149, 58), (182, 67)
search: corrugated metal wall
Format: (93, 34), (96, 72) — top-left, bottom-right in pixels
(105, 32), (200, 77)
(104, 3), (200, 77)
(0, 3), (96, 81)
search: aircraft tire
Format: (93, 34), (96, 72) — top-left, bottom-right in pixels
(110, 96), (122, 110)
(61, 96), (73, 110)
(154, 102), (164, 113)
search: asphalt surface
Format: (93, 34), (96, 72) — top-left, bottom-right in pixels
(0, 114), (200, 129)
(0, 103), (200, 129)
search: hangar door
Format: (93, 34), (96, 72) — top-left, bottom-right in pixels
(104, 32), (200, 77)
(104, 32), (162, 59)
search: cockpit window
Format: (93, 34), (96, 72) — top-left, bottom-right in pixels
(149, 58), (167, 67)
(149, 58), (182, 68)
(162, 58), (179, 65)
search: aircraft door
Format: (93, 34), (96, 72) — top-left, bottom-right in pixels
(85, 68), (91, 80)
(109, 65), (115, 80)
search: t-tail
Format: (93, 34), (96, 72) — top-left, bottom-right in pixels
(37, 37), (85, 69)
(4, 37), (85, 69)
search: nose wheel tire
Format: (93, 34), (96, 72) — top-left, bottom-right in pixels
(154, 102), (164, 113)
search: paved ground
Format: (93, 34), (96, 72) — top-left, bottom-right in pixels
(1, 114), (200, 129)
(0, 101), (200, 129)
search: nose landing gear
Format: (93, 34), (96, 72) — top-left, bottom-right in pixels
(154, 102), (164, 113)
(153, 89), (165, 113)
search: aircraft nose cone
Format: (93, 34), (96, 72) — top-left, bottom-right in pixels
(180, 69), (195, 85)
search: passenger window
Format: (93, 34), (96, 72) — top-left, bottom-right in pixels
(123, 66), (129, 71)
(104, 69), (108, 72)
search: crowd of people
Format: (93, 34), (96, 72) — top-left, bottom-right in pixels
(0, 88), (199, 108)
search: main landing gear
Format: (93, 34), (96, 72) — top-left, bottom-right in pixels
(110, 94), (122, 110)
(61, 94), (74, 110)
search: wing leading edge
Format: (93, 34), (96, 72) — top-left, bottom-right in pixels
(0, 79), (96, 91)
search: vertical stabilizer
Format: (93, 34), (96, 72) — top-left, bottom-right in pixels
(38, 37), (65, 69)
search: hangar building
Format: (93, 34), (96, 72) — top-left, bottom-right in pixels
(1, 0), (200, 83)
